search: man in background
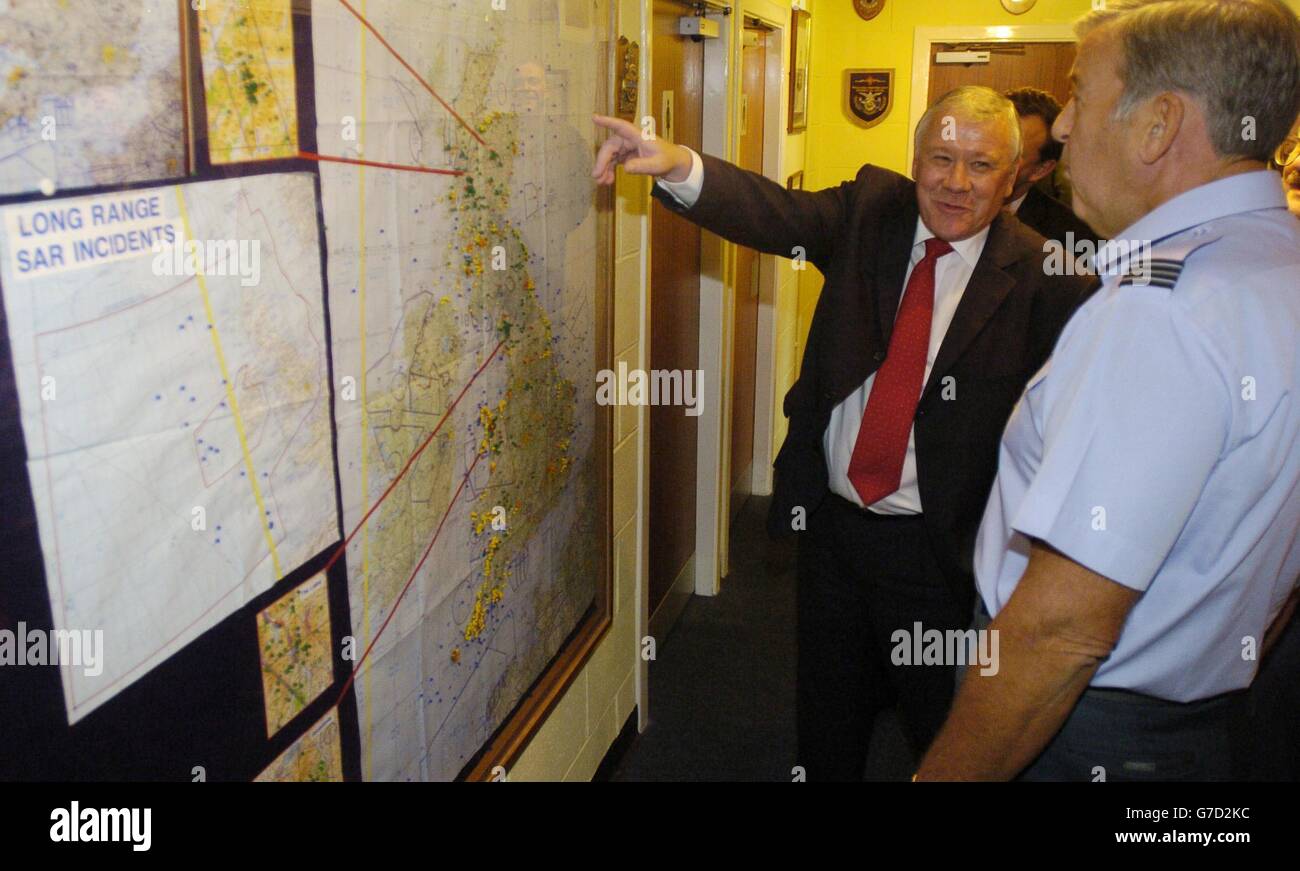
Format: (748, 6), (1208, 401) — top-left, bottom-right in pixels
(1003, 87), (1101, 248)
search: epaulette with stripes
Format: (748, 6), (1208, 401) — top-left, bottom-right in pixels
(1120, 259), (1185, 289)
(1117, 231), (1223, 290)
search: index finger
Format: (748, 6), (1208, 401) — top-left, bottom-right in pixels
(592, 113), (642, 142)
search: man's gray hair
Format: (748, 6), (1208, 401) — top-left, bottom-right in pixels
(1076, 0), (1300, 162)
(914, 85), (1023, 164)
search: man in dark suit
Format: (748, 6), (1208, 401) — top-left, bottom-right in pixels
(592, 86), (1095, 779)
(1004, 87), (1102, 249)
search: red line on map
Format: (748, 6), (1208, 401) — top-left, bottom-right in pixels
(322, 337), (506, 578)
(335, 0), (489, 149)
(333, 449), (485, 710)
(298, 151), (465, 176)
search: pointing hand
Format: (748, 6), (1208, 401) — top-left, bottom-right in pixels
(591, 114), (692, 185)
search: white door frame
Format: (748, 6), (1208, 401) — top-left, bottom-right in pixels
(694, 0), (787, 595)
(907, 24), (1078, 169)
(744, 3), (787, 510)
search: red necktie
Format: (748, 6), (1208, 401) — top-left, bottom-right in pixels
(847, 236), (952, 506)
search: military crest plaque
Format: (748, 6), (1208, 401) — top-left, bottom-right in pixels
(845, 69), (893, 128)
(853, 0), (885, 22)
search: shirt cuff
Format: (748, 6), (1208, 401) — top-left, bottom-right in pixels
(654, 146), (703, 208)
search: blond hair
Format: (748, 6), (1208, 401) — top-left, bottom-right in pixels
(914, 86), (1023, 164)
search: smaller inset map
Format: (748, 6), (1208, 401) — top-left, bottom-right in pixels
(258, 572), (334, 736)
(256, 708), (345, 782)
(0, 0), (185, 196)
(197, 0), (299, 164)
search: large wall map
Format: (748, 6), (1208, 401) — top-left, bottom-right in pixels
(313, 0), (607, 781)
(0, 0), (610, 781)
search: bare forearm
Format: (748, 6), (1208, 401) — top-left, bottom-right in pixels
(914, 542), (1140, 780)
(915, 622), (1103, 780)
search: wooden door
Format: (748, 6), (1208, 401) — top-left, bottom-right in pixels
(649, 0), (703, 617)
(927, 42), (1075, 108)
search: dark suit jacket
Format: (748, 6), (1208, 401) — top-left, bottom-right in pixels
(650, 154), (1096, 604)
(1016, 185), (1102, 251)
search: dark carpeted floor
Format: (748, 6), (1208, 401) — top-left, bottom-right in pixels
(612, 495), (914, 781)
(611, 495), (1300, 782)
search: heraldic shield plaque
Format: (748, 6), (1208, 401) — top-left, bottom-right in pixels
(845, 69), (893, 128)
(853, 0), (885, 22)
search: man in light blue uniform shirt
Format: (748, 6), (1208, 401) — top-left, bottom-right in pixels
(978, 171), (1300, 705)
(917, 0), (1300, 781)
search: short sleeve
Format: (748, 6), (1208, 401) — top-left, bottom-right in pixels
(1011, 293), (1231, 591)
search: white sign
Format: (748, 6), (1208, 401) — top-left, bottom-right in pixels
(3, 191), (181, 279)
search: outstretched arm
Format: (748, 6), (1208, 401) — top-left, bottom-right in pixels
(592, 113), (851, 266)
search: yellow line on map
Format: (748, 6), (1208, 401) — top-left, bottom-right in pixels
(357, 1), (374, 780)
(174, 185), (283, 580)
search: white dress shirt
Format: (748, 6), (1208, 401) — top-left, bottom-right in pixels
(657, 147), (991, 514)
(1005, 191), (1029, 214)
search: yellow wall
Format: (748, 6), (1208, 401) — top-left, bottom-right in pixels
(805, 0), (1093, 187)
